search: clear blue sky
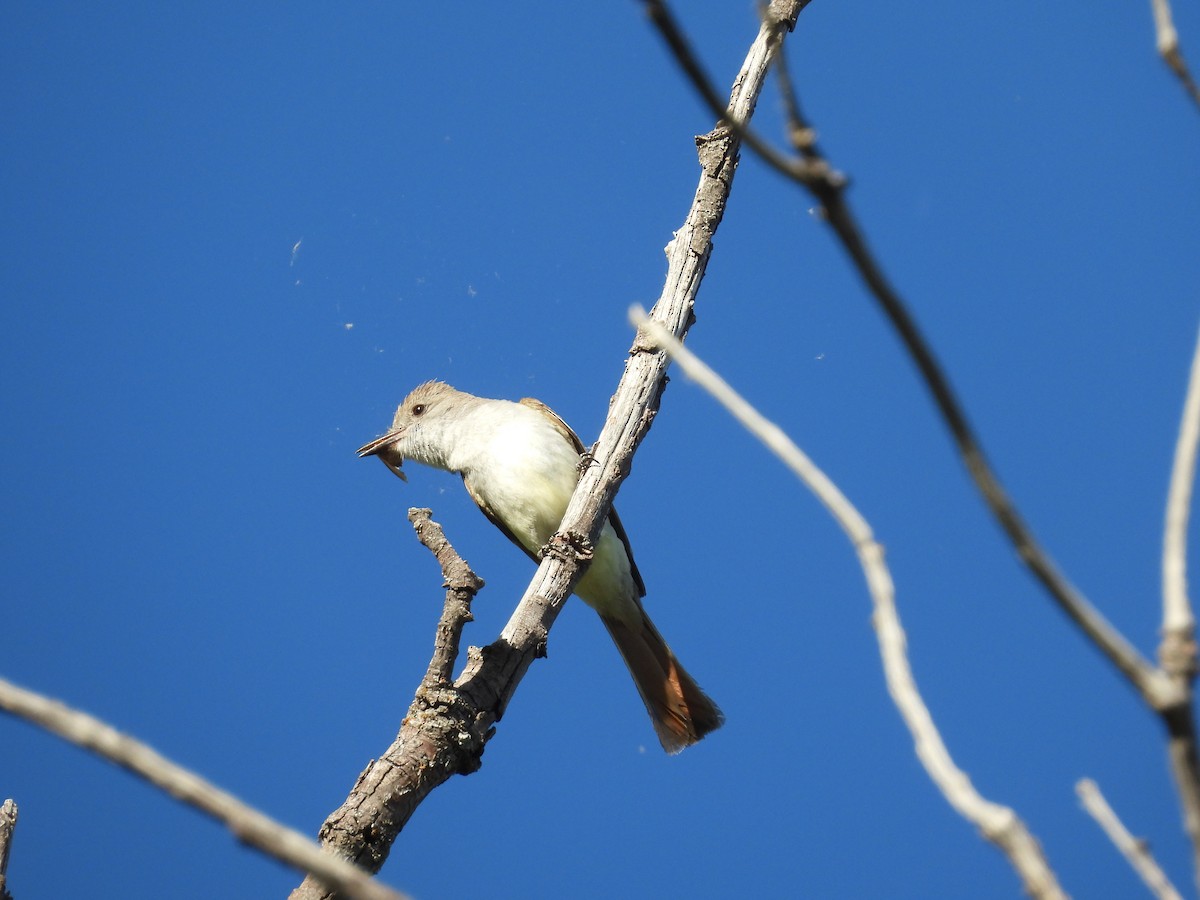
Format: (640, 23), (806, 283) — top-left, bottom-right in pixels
(3, 3), (1199, 897)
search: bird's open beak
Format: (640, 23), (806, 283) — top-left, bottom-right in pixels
(357, 431), (408, 482)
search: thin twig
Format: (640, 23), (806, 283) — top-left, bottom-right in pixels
(408, 507), (485, 686)
(1150, 0), (1200, 111)
(769, 24), (822, 167)
(0, 679), (407, 900)
(1077, 779), (1184, 900)
(632, 310), (1066, 899)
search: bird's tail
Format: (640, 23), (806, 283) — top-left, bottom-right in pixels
(601, 611), (724, 754)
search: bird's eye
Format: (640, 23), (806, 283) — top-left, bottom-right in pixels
(412, 404), (426, 416)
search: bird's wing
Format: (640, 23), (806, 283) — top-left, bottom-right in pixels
(602, 503), (646, 598)
(518, 397), (646, 598)
(518, 397), (585, 453)
(462, 473), (541, 565)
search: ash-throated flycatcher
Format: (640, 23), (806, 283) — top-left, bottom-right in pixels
(357, 381), (723, 753)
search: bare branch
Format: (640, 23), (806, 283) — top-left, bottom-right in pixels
(640, 0), (820, 186)
(408, 507), (485, 686)
(291, 511), (488, 900)
(632, 311), (1066, 899)
(1077, 779), (1184, 900)
(642, 0), (848, 196)
(0, 679), (407, 900)
(0, 799), (15, 900)
(1149, 0), (1200, 112)
(292, 7), (806, 893)
(1163, 323), (1200, 661)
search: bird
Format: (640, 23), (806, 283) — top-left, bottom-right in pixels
(357, 380), (723, 753)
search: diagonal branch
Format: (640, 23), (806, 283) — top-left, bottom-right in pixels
(291, 4), (806, 895)
(633, 310), (1066, 899)
(1077, 778), (1184, 900)
(1149, 0), (1200, 112)
(0, 678), (408, 900)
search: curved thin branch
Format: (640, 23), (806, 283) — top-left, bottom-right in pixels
(0, 678), (407, 900)
(818, 196), (1169, 704)
(633, 311), (1066, 899)
(1077, 778), (1184, 900)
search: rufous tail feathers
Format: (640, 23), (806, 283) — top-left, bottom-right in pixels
(601, 612), (724, 754)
